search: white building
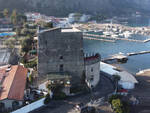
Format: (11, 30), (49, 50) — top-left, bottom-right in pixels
(100, 62), (138, 90)
(85, 54), (101, 87)
(0, 65), (28, 112)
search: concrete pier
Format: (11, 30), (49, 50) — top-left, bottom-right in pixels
(127, 51), (150, 56)
(83, 33), (146, 43)
(83, 36), (115, 42)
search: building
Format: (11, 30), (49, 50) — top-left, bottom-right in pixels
(0, 65), (28, 112)
(37, 27), (101, 90)
(0, 49), (19, 66)
(38, 27), (85, 85)
(100, 62), (138, 89)
(84, 54), (101, 87)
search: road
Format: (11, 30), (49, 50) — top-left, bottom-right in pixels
(30, 74), (114, 113)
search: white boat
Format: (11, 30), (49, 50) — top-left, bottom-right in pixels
(123, 31), (132, 38)
(103, 31), (113, 36)
(111, 34), (118, 38)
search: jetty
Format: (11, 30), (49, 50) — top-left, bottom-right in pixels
(143, 38), (150, 43)
(102, 53), (128, 62)
(83, 36), (115, 42)
(83, 33), (145, 43)
(127, 51), (150, 56)
(136, 69), (150, 76)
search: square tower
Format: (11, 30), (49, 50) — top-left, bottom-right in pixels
(38, 28), (85, 85)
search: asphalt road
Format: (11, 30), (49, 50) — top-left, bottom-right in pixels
(30, 74), (114, 113)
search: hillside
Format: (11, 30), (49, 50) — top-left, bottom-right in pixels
(0, 0), (149, 16)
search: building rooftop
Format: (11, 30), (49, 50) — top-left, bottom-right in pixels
(61, 27), (81, 32)
(0, 65), (28, 101)
(100, 62), (138, 83)
(39, 27), (81, 34)
(118, 71), (138, 83)
(0, 49), (11, 66)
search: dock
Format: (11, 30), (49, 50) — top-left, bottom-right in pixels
(102, 53), (128, 62)
(83, 36), (115, 42)
(83, 33), (145, 43)
(143, 38), (150, 43)
(127, 51), (150, 56)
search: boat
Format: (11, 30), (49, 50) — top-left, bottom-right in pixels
(123, 31), (132, 38)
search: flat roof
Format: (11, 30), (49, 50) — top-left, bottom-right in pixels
(100, 62), (138, 83)
(61, 28), (81, 32)
(0, 49), (11, 66)
(118, 71), (138, 83)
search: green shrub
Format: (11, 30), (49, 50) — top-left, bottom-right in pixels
(44, 93), (51, 105)
(28, 74), (33, 83)
(108, 95), (122, 104)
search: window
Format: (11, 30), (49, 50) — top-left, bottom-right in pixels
(59, 64), (64, 72)
(60, 56), (63, 60)
(90, 75), (94, 81)
(91, 67), (93, 72)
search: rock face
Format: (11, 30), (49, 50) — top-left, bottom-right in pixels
(0, 0), (149, 16)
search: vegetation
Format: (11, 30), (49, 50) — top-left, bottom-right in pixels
(90, 14), (107, 21)
(44, 93), (51, 105)
(21, 36), (33, 53)
(108, 95), (130, 113)
(3, 8), (9, 18)
(11, 9), (17, 25)
(24, 58), (37, 68)
(28, 74), (33, 83)
(3, 38), (16, 49)
(46, 83), (66, 100)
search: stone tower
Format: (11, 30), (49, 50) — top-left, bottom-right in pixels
(38, 28), (85, 85)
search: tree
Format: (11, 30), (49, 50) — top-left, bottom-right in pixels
(113, 74), (121, 93)
(3, 9), (9, 18)
(44, 93), (51, 104)
(17, 14), (27, 25)
(28, 74), (33, 83)
(11, 9), (17, 25)
(44, 22), (53, 28)
(4, 38), (15, 49)
(112, 99), (122, 109)
(21, 36), (33, 53)
(16, 28), (21, 36)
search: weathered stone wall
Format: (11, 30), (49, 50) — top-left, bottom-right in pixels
(38, 28), (84, 84)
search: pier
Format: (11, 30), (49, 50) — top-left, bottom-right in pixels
(83, 36), (115, 42)
(143, 38), (150, 43)
(127, 51), (150, 56)
(102, 53), (128, 62)
(83, 33), (146, 43)
(103, 50), (150, 62)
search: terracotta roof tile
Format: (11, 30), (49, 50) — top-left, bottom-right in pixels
(0, 65), (28, 101)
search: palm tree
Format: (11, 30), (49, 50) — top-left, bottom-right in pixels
(113, 74), (121, 93)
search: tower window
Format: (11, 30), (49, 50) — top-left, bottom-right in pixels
(90, 75), (94, 81)
(60, 56), (63, 60)
(59, 64), (64, 72)
(91, 68), (93, 72)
